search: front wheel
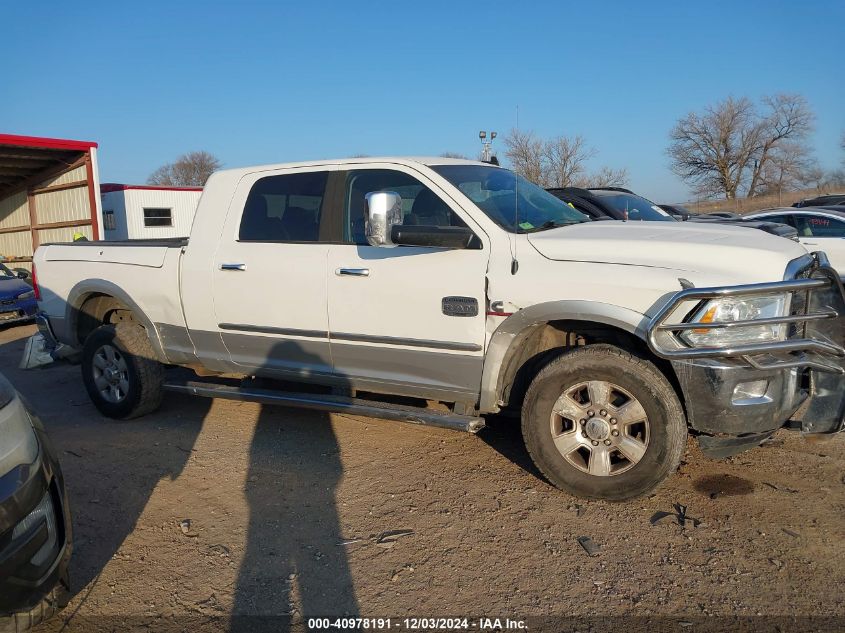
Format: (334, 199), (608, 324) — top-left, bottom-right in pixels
(81, 323), (164, 419)
(521, 344), (686, 501)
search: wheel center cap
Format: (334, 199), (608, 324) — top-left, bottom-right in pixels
(585, 417), (610, 441)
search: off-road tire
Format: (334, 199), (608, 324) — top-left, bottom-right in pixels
(0, 572), (69, 633)
(81, 323), (164, 419)
(521, 344), (686, 501)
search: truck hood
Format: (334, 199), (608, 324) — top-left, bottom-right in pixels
(527, 221), (808, 281)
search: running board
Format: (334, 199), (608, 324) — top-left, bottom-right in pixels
(162, 379), (485, 433)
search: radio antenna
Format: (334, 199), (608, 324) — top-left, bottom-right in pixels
(511, 105), (520, 275)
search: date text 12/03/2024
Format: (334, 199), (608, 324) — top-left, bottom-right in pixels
(307, 618), (527, 630)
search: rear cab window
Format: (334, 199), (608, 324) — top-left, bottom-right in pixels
(239, 171), (328, 242)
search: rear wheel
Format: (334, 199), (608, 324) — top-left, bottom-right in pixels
(81, 323), (164, 419)
(521, 344), (686, 500)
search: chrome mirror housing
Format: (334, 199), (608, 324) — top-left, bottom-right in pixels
(365, 191), (403, 247)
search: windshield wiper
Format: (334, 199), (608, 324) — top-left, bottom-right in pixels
(520, 220), (583, 233)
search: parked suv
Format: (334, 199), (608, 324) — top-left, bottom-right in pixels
(0, 373), (71, 632)
(793, 193), (845, 208)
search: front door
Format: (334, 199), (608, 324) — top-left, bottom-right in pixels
(212, 167), (336, 379)
(326, 166), (489, 402)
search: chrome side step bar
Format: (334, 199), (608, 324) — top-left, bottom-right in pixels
(162, 379), (485, 433)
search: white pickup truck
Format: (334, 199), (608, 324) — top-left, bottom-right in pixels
(32, 158), (845, 500)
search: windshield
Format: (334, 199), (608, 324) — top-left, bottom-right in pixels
(594, 192), (676, 222)
(432, 165), (589, 233)
(0, 264), (16, 278)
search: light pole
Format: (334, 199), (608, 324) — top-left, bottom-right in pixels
(479, 130), (497, 163)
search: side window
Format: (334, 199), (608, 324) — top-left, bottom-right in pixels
(143, 208), (172, 227)
(758, 214), (788, 225)
(239, 171), (328, 242)
(343, 169), (467, 245)
(797, 215), (845, 238)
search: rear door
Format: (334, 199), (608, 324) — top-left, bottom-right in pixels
(325, 165), (489, 402)
(211, 166), (339, 378)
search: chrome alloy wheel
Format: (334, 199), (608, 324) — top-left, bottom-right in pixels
(549, 380), (650, 476)
(91, 344), (130, 404)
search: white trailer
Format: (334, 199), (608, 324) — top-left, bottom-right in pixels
(100, 184), (202, 240)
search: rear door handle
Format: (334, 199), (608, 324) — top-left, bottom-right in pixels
(220, 263), (246, 271)
(335, 268), (370, 277)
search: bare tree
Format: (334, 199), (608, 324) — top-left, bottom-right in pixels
(759, 142), (817, 203)
(668, 94), (814, 199)
(148, 151), (222, 187)
(745, 94), (815, 196)
(543, 135), (595, 187)
(503, 129), (626, 189)
(582, 166), (629, 188)
(503, 129), (546, 185)
(841, 131), (845, 166)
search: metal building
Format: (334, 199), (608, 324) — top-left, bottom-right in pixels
(0, 134), (102, 272)
(100, 184), (202, 240)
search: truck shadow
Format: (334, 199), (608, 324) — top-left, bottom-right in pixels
(476, 414), (546, 482)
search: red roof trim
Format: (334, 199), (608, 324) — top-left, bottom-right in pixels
(0, 133), (98, 151)
(100, 183), (204, 193)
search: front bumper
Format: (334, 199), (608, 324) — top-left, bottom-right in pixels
(0, 298), (37, 326)
(0, 402), (71, 617)
(648, 253), (845, 456)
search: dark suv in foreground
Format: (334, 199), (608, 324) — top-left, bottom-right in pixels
(0, 372), (71, 632)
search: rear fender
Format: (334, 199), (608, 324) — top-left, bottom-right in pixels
(64, 280), (167, 362)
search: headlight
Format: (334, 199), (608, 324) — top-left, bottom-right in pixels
(16, 290), (34, 300)
(680, 293), (791, 347)
(0, 375), (39, 474)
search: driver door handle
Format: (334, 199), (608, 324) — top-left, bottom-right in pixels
(220, 263), (246, 271)
(336, 268), (370, 277)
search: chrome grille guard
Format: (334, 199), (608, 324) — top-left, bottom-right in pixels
(647, 253), (845, 374)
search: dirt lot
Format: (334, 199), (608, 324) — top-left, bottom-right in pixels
(1, 324), (843, 632)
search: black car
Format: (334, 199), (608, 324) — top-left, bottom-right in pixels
(547, 187), (677, 222)
(658, 204), (696, 220)
(547, 187), (798, 240)
(793, 193), (845, 208)
(0, 373), (71, 631)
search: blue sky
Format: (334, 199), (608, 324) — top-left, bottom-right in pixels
(3, 0), (843, 202)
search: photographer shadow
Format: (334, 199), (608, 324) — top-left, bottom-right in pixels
(230, 340), (358, 632)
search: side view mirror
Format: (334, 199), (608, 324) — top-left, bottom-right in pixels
(16, 270), (29, 280)
(365, 191), (403, 247)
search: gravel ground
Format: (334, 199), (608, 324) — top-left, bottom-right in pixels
(1, 324), (843, 632)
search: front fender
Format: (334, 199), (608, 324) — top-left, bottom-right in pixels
(478, 300), (650, 413)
